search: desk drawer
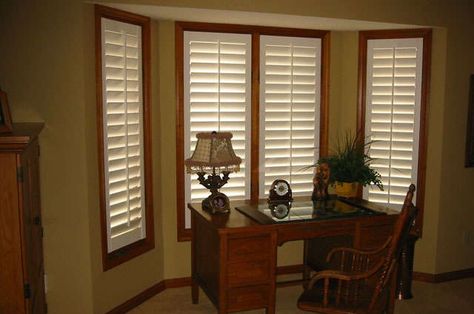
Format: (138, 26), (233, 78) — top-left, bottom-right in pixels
(278, 222), (355, 244)
(227, 259), (271, 287)
(228, 235), (271, 261)
(227, 285), (269, 311)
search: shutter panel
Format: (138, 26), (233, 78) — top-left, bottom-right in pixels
(363, 38), (423, 210)
(101, 18), (146, 252)
(183, 31), (251, 227)
(259, 35), (321, 198)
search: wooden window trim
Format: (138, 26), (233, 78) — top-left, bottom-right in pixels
(95, 5), (154, 270)
(176, 21), (330, 241)
(357, 28), (432, 236)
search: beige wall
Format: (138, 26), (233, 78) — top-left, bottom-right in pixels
(1, 0), (473, 313)
(0, 1), (95, 312)
(436, 6), (474, 272)
(0, 1), (165, 313)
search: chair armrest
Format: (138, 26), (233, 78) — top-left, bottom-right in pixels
(307, 262), (382, 290)
(326, 236), (392, 264)
(307, 270), (361, 288)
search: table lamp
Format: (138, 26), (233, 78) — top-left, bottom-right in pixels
(185, 131), (241, 214)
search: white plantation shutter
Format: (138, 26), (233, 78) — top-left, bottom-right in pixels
(363, 38), (423, 210)
(184, 31), (251, 227)
(259, 36), (321, 198)
(101, 18), (146, 252)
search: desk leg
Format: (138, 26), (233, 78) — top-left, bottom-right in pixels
(191, 278), (199, 304)
(303, 240), (311, 284)
(266, 233), (277, 314)
(397, 235), (417, 299)
(191, 211), (199, 304)
(265, 305), (275, 314)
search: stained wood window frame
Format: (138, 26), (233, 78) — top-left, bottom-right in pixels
(95, 5), (154, 270)
(176, 22), (330, 241)
(357, 29), (431, 235)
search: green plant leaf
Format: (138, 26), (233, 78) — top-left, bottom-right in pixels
(313, 130), (383, 190)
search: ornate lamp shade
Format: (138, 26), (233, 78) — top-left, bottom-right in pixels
(185, 132), (241, 174)
(185, 132), (241, 214)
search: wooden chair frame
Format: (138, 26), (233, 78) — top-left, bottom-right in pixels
(298, 185), (417, 314)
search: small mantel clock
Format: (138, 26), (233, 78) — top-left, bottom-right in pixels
(268, 179), (293, 203)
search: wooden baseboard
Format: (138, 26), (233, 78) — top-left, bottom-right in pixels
(164, 277), (192, 288)
(107, 265), (474, 313)
(276, 264), (305, 275)
(106, 277), (190, 314)
(107, 281), (166, 314)
(412, 271), (436, 283)
(106, 265), (305, 313)
(413, 267), (474, 283)
(276, 264), (306, 287)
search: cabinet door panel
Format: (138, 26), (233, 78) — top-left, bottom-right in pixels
(0, 153), (25, 314)
(20, 144), (46, 313)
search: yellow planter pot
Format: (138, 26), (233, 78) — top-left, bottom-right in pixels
(335, 182), (359, 198)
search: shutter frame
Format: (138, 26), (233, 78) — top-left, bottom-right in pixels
(101, 17), (147, 253)
(183, 31), (252, 228)
(259, 35), (322, 198)
(363, 37), (424, 210)
(96, 12), (154, 258)
(96, 4), (154, 270)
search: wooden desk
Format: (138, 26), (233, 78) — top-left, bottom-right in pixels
(189, 198), (398, 314)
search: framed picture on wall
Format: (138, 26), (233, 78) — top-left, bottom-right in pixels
(0, 89), (13, 133)
(466, 75), (474, 167)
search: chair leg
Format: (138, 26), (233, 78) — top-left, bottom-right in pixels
(387, 267), (398, 314)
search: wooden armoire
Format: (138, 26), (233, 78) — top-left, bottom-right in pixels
(0, 123), (46, 313)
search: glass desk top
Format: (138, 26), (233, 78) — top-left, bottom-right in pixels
(235, 198), (385, 224)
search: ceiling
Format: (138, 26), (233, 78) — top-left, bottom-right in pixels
(106, 3), (421, 31)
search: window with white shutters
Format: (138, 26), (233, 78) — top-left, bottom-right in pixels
(183, 31), (251, 227)
(101, 18), (146, 252)
(363, 37), (426, 211)
(259, 36), (321, 198)
(96, 5), (153, 269)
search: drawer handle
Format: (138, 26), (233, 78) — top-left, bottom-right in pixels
(33, 216), (41, 226)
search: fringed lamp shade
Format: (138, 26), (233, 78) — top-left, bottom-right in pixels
(185, 132), (241, 174)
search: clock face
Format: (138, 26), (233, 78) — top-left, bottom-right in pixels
(274, 181), (289, 196)
(273, 203), (290, 219)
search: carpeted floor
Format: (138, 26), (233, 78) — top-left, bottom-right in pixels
(127, 277), (474, 313)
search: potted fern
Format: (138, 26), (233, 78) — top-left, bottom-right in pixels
(317, 132), (383, 198)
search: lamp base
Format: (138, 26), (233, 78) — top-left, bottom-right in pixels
(202, 191), (230, 214)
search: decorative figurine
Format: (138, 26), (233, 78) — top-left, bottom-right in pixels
(312, 162), (330, 201)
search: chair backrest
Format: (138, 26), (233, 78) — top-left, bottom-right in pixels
(368, 184), (418, 312)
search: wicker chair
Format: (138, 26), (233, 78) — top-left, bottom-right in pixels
(297, 184), (417, 314)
